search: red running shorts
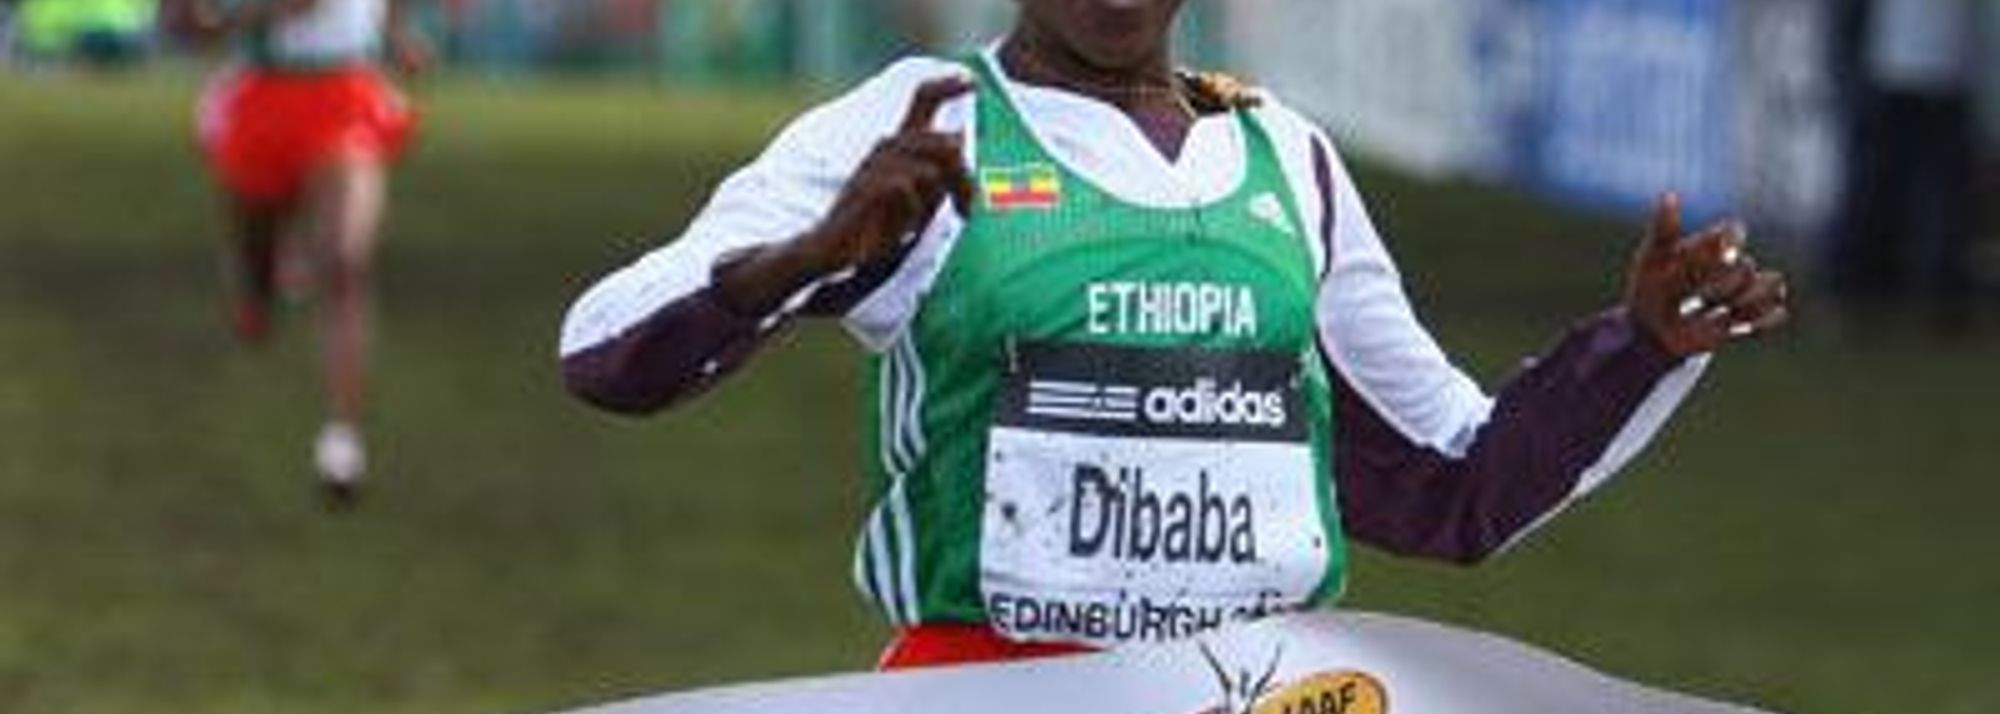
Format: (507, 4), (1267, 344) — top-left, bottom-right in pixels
(197, 65), (415, 206)
(877, 623), (1094, 670)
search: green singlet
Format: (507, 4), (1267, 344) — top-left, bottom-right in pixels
(854, 57), (1346, 647)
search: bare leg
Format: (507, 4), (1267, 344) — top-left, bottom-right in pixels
(298, 151), (388, 506)
(226, 198), (289, 343)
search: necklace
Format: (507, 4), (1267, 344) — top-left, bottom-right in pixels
(1002, 39), (1200, 121)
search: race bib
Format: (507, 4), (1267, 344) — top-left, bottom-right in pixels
(980, 342), (1332, 647)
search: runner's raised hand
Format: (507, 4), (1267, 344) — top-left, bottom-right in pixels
(712, 76), (973, 317)
(797, 76), (975, 275)
(1624, 193), (1791, 357)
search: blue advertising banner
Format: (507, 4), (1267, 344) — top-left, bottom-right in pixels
(1531, 0), (1735, 220)
(1468, 0), (1540, 182)
(1253, 0), (1845, 249)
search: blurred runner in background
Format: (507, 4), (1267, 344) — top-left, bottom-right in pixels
(165, 0), (427, 509)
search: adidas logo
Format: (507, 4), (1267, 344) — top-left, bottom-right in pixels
(1249, 192), (1295, 237)
(1027, 377), (1288, 429)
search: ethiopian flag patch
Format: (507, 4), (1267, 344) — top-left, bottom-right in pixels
(982, 163), (1063, 211)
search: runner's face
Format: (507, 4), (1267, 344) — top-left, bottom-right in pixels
(1016, 0), (1185, 71)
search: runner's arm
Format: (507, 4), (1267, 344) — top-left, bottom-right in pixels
(163, 0), (317, 39)
(384, 0), (431, 74)
(557, 141), (852, 415)
(558, 61), (973, 415)
(1303, 136), (1708, 564)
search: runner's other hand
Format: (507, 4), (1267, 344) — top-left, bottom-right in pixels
(798, 76), (975, 276)
(1625, 193), (1791, 358)
(160, 0), (229, 41)
(387, 27), (434, 76)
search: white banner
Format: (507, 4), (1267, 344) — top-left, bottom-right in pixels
(1730, 0), (1845, 249)
(1229, 0), (1484, 178)
(551, 611), (1778, 714)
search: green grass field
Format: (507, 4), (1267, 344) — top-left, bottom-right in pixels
(1, 68), (1996, 714)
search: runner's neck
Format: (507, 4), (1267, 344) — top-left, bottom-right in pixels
(997, 34), (1198, 162)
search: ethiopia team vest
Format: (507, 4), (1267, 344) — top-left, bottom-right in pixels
(853, 57), (1345, 647)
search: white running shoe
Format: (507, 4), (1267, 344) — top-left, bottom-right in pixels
(315, 422), (367, 486)
(315, 422), (367, 511)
